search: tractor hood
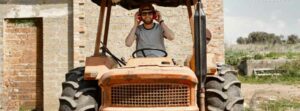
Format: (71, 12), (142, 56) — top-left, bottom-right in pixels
(98, 66), (198, 86)
(91, 0), (197, 10)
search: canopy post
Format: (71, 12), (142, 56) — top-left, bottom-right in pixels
(94, 0), (107, 56)
(103, 0), (112, 55)
(185, 0), (194, 40)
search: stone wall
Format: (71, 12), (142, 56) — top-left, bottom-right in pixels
(206, 0), (225, 63)
(74, 0), (224, 67)
(0, 1), (73, 110)
(240, 59), (292, 76)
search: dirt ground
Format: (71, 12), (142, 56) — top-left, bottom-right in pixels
(242, 83), (300, 110)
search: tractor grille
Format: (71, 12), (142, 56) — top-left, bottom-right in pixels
(111, 83), (190, 107)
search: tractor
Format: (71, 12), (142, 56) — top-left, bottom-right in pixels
(59, 0), (244, 110)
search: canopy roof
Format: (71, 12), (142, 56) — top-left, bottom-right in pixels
(91, 0), (197, 10)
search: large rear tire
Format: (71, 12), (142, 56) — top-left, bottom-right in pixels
(59, 67), (100, 111)
(205, 66), (244, 111)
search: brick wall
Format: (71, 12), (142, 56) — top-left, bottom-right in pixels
(0, 1), (72, 111)
(2, 18), (43, 110)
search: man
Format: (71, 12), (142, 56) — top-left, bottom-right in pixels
(125, 4), (175, 57)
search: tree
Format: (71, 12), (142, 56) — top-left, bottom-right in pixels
(287, 34), (299, 44)
(248, 31), (270, 44)
(236, 37), (247, 44)
(235, 32), (298, 45)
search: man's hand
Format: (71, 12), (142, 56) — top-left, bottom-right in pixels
(155, 11), (163, 22)
(156, 10), (174, 40)
(134, 11), (141, 26)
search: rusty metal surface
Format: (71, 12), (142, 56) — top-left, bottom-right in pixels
(99, 66), (198, 85)
(94, 0), (107, 56)
(102, 0), (112, 52)
(124, 57), (175, 67)
(99, 65), (198, 110)
(189, 53), (217, 75)
(101, 106), (199, 111)
(84, 56), (117, 80)
(111, 83), (190, 107)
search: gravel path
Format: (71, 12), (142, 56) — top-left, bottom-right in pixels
(241, 83), (300, 110)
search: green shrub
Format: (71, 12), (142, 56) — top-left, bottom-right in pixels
(265, 52), (280, 59)
(225, 50), (249, 66)
(279, 60), (300, 77)
(254, 54), (264, 60)
(286, 52), (300, 59)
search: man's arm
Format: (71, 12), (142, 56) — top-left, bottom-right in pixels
(125, 26), (137, 47)
(125, 12), (141, 47)
(160, 22), (175, 40)
(156, 11), (175, 40)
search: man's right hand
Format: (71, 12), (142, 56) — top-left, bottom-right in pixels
(134, 11), (141, 26)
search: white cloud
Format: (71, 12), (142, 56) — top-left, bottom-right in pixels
(298, 19), (300, 25)
(224, 16), (288, 44)
(276, 20), (286, 29)
(270, 10), (281, 21)
(224, 8), (231, 14)
(269, 11), (286, 29)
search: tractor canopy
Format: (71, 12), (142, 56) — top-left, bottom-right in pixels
(91, 0), (197, 10)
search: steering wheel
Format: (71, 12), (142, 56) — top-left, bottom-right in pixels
(132, 48), (168, 58)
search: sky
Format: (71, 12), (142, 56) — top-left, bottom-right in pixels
(224, 0), (300, 44)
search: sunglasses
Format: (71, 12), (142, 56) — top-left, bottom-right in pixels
(141, 12), (154, 16)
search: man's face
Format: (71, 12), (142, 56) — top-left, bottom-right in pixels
(141, 11), (154, 25)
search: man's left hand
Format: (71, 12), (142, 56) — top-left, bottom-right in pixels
(155, 11), (162, 22)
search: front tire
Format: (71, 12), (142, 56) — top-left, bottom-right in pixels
(59, 67), (100, 111)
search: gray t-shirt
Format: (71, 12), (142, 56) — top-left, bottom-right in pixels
(135, 23), (166, 57)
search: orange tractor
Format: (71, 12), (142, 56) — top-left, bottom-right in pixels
(59, 0), (244, 110)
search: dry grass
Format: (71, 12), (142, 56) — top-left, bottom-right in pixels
(225, 43), (300, 66)
(225, 43), (300, 54)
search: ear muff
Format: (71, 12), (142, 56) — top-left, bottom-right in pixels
(138, 13), (142, 21)
(152, 11), (157, 19)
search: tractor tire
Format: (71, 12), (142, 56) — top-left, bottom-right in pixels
(205, 66), (244, 111)
(59, 67), (100, 111)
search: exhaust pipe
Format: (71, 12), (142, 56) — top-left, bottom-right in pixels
(194, 0), (207, 111)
